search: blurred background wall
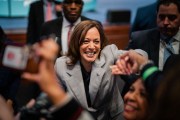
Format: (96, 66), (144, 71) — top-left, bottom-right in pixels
(0, 0), (155, 29)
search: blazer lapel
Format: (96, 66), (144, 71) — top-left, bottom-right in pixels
(65, 62), (88, 108)
(89, 57), (106, 104)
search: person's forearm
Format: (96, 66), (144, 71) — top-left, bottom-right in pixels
(45, 81), (67, 106)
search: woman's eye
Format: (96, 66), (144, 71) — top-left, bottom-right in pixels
(83, 40), (89, 44)
(94, 40), (100, 44)
(129, 87), (134, 93)
(140, 91), (147, 98)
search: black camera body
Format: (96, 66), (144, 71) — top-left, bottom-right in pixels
(20, 93), (52, 120)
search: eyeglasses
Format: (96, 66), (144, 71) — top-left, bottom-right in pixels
(63, 0), (83, 5)
(158, 14), (178, 21)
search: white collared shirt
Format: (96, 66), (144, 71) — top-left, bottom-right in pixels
(159, 29), (180, 70)
(61, 17), (81, 55)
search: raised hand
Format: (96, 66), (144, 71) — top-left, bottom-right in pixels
(111, 50), (148, 75)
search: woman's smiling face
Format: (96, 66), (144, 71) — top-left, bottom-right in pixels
(123, 78), (149, 120)
(80, 27), (101, 64)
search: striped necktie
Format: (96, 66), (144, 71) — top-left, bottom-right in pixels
(46, 2), (52, 22)
(163, 38), (175, 64)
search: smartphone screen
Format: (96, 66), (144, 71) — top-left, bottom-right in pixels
(2, 45), (29, 70)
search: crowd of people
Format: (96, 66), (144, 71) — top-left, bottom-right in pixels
(0, 0), (180, 120)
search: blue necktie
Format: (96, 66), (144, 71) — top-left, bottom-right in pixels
(163, 38), (175, 64)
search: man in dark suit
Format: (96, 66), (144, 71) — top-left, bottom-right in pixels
(26, 0), (62, 44)
(41, 0), (95, 55)
(131, 2), (157, 32)
(127, 0), (180, 70)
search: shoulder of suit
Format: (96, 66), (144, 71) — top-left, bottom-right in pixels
(137, 2), (157, 15)
(138, 2), (157, 10)
(132, 28), (158, 35)
(44, 18), (62, 26)
(56, 56), (67, 61)
(102, 44), (118, 53)
(56, 56), (69, 64)
(131, 28), (159, 41)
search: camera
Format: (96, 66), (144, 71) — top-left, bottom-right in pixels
(20, 93), (53, 120)
(1, 44), (39, 73)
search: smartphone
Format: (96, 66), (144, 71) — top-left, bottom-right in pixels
(2, 44), (29, 69)
(2, 44), (39, 73)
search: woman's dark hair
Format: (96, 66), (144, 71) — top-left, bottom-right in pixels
(66, 20), (108, 65)
(121, 74), (141, 97)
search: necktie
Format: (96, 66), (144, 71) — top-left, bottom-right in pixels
(68, 24), (73, 46)
(46, 2), (52, 21)
(163, 38), (175, 64)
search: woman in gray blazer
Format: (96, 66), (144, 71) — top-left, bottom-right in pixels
(54, 20), (146, 120)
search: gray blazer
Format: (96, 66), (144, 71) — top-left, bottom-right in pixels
(55, 44), (147, 120)
(55, 44), (125, 120)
